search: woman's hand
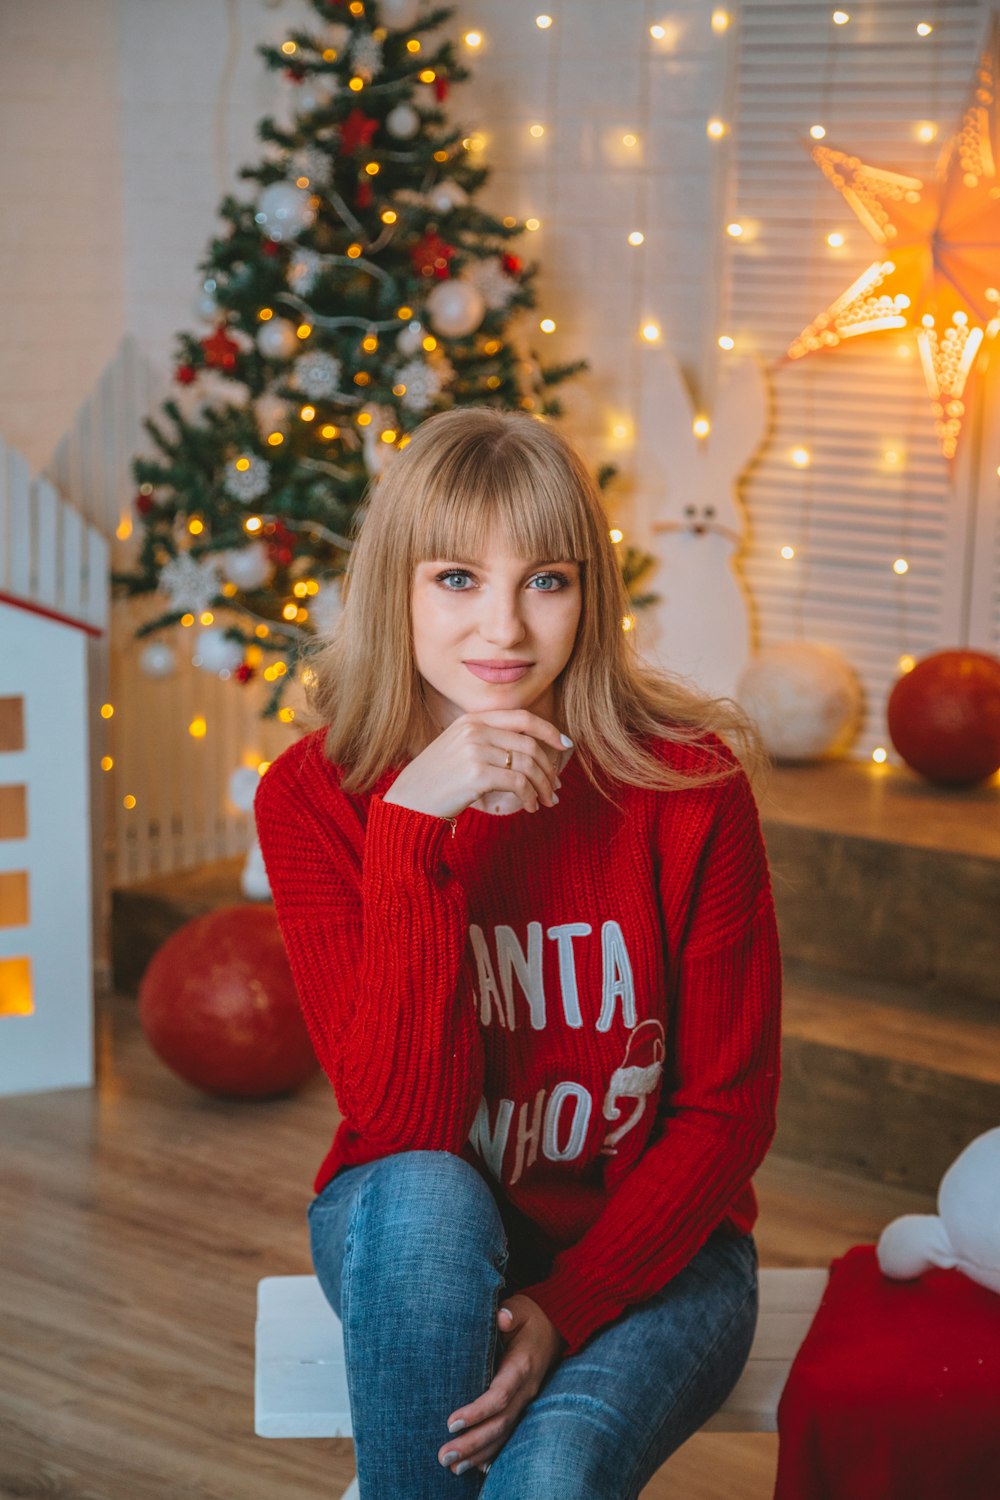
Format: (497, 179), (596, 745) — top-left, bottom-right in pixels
(437, 1294), (568, 1476)
(383, 709), (568, 823)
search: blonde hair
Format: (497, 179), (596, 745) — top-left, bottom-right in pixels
(297, 406), (769, 807)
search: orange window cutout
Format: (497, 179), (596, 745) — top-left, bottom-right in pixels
(0, 871), (29, 927)
(0, 785), (27, 839)
(0, 697), (25, 752)
(0, 956), (33, 1016)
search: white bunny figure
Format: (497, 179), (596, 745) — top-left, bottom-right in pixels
(635, 351), (770, 700)
(877, 1126), (1000, 1297)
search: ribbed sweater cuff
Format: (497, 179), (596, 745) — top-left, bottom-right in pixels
(514, 1270), (612, 1360)
(365, 791), (453, 890)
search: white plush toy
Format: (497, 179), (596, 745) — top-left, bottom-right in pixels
(636, 350), (770, 700)
(877, 1126), (1000, 1296)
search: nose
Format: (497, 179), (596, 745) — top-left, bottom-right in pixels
(480, 588), (529, 647)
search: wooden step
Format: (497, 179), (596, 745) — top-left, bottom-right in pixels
(777, 958), (1000, 1193)
(111, 855), (247, 994)
(760, 759), (1000, 1002)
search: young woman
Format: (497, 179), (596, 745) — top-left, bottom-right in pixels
(254, 405), (782, 1499)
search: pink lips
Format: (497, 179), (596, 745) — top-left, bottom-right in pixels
(464, 662), (532, 683)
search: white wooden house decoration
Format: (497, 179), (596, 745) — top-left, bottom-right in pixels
(0, 436), (108, 1096)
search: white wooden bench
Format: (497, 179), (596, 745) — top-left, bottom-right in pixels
(255, 1269), (827, 1496)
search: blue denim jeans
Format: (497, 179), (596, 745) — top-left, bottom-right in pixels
(307, 1149), (758, 1500)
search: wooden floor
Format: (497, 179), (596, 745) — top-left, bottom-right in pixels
(0, 990), (937, 1500)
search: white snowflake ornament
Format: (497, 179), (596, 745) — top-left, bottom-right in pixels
(288, 248), (323, 294)
(397, 356), (453, 412)
(158, 553), (222, 614)
(289, 145), (333, 190)
(223, 455), (272, 504)
(467, 256), (519, 312)
(349, 30), (383, 81)
(293, 351), (343, 399)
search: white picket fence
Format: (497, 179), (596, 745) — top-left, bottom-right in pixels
(45, 335), (293, 908)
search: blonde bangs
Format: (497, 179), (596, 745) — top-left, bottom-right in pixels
(404, 419), (592, 574)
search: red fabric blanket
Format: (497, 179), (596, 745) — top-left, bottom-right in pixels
(774, 1244), (1000, 1500)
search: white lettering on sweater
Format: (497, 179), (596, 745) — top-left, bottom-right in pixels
(469, 920), (637, 1030)
(467, 1020), (665, 1182)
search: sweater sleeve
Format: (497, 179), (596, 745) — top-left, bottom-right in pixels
(514, 763), (782, 1358)
(253, 748), (484, 1154)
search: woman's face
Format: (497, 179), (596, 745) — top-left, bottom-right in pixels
(411, 533), (582, 732)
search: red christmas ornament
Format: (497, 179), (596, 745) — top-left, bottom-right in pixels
(338, 107), (379, 156)
(434, 76), (449, 102)
(261, 237), (281, 258)
(502, 253), (522, 276)
(135, 491), (155, 516)
(201, 325), (241, 372)
(234, 662), (256, 683)
(410, 230), (455, 279)
(175, 363), (197, 385)
(355, 179), (373, 210)
(138, 905), (319, 1099)
(284, 66), (306, 82)
(887, 649), (1000, 786)
(265, 519), (296, 569)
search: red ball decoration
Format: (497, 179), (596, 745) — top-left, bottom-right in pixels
(134, 491), (155, 516)
(138, 905), (319, 1098)
(355, 179), (373, 209)
(502, 253), (522, 276)
(434, 76), (450, 102)
(887, 649), (1000, 786)
(261, 237), (281, 258)
(175, 363), (197, 385)
(234, 662), (256, 683)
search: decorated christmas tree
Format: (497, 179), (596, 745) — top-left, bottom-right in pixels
(114, 0), (656, 718)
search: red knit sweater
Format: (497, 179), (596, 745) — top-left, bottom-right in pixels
(253, 725), (782, 1358)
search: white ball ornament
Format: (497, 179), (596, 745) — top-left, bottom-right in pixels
(428, 179), (468, 214)
(256, 318), (299, 360)
(255, 181), (315, 241)
(219, 541), (273, 592)
(386, 104), (421, 140)
(139, 641), (178, 679)
(228, 765), (262, 814)
(379, 0), (421, 28)
(396, 320), (425, 356)
(425, 279), (486, 338)
(254, 391), (291, 435)
(193, 628), (245, 675)
(735, 642), (862, 762)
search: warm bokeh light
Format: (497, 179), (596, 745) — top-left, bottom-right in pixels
(826, 231), (845, 247)
(810, 124), (827, 140)
(780, 545), (796, 559)
(711, 9), (730, 32)
(791, 447), (811, 467)
(872, 747), (888, 763)
(464, 31), (482, 47)
(188, 717), (207, 739)
(628, 230), (645, 245)
(718, 334), (735, 349)
(693, 416), (711, 437)
(726, 221), (744, 237)
(641, 321), (661, 341)
(893, 558), (910, 574)
(707, 118), (727, 139)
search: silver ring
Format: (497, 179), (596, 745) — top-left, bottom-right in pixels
(482, 1462), (492, 1474)
(504, 749), (512, 770)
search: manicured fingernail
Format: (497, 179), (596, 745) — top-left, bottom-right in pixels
(448, 1419), (466, 1433)
(454, 1461), (471, 1476)
(441, 1450), (459, 1466)
(551, 793), (559, 804)
(560, 734), (573, 746)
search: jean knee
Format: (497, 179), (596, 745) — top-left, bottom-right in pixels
(345, 1151), (509, 1293)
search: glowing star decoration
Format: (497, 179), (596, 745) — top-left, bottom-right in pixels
(787, 19), (1000, 460)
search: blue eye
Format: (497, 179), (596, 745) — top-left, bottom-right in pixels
(434, 569), (571, 591)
